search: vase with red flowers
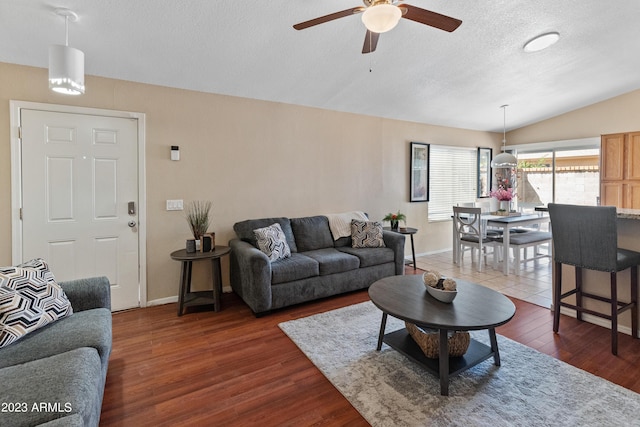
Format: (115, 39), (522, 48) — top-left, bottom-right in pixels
(383, 211), (406, 231)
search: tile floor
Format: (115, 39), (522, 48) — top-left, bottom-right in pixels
(413, 249), (553, 309)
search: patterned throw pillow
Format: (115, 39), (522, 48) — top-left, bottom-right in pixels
(351, 220), (386, 248)
(254, 223), (292, 262)
(0, 259), (73, 348)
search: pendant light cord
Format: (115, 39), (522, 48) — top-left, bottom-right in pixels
(64, 15), (69, 46)
(500, 104), (508, 150)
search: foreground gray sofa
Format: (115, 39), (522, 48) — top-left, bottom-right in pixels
(0, 276), (112, 427)
(229, 215), (405, 315)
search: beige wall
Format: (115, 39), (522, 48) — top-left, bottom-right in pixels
(508, 89), (640, 144)
(0, 62), (500, 303)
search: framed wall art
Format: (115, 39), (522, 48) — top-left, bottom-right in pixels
(410, 142), (429, 202)
(477, 147), (493, 198)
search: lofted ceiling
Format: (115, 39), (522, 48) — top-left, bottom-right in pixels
(1, 0), (640, 132)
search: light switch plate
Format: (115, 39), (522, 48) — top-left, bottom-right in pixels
(166, 199), (184, 211)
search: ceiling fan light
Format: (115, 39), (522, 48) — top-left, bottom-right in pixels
(49, 44), (85, 95)
(361, 4), (401, 34)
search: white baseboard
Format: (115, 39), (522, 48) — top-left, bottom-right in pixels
(147, 295), (178, 307)
(146, 286), (233, 308)
(413, 249), (451, 259)
(558, 306), (635, 337)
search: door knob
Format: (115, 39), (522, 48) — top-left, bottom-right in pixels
(128, 221), (137, 228)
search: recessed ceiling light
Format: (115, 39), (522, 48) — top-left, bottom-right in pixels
(523, 32), (560, 52)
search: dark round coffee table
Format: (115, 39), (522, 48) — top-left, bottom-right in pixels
(369, 274), (516, 395)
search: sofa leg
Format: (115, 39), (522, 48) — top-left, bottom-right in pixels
(255, 310), (271, 318)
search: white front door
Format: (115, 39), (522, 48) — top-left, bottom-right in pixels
(19, 109), (141, 311)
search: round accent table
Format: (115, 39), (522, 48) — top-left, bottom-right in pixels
(170, 246), (231, 316)
(369, 274), (516, 395)
(384, 226), (418, 270)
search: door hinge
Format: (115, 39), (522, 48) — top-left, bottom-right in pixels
(17, 126), (22, 140)
(19, 208), (23, 220)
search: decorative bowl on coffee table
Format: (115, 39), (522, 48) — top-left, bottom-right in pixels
(425, 285), (457, 303)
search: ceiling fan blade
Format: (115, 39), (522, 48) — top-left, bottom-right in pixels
(293, 7), (365, 30)
(398, 4), (462, 32)
(362, 30), (380, 54)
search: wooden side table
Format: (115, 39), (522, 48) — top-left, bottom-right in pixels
(170, 246), (231, 316)
(384, 226), (418, 270)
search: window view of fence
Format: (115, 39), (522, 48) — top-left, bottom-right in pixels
(516, 149), (600, 209)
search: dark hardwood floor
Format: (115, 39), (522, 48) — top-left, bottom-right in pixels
(100, 268), (640, 426)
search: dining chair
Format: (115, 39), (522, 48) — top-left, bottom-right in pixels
(452, 206), (499, 272)
(491, 230), (552, 275)
(548, 203), (640, 355)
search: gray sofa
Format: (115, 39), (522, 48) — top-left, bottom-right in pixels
(229, 215), (405, 316)
(0, 277), (112, 427)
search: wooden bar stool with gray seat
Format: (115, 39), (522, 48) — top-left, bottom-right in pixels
(548, 203), (640, 355)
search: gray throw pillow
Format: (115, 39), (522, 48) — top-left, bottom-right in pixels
(351, 220), (386, 248)
(254, 223), (292, 262)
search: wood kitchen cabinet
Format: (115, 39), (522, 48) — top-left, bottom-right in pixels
(601, 132), (640, 208)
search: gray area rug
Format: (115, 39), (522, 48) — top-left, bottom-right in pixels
(279, 301), (640, 427)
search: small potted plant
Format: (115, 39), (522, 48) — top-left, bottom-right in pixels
(185, 201), (213, 251)
(382, 211), (406, 231)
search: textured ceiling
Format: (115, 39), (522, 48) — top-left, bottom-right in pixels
(2, 0), (640, 132)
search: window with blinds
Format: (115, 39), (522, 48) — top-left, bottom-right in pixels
(428, 145), (478, 221)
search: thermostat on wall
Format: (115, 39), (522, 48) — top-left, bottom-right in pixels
(171, 146), (180, 161)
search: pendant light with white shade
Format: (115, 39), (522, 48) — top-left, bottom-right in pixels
(491, 104), (517, 168)
(49, 8), (85, 95)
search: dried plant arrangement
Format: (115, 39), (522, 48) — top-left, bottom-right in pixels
(185, 200), (212, 240)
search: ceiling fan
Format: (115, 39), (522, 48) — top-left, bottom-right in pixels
(293, 0), (462, 54)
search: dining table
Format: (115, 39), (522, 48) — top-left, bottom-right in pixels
(452, 211), (551, 275)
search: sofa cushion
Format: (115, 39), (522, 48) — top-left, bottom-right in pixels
(253, 223), (291, 262)
(38, 413), (85, 427)
(290, 216), (334, 252)
(337, 246), (395, 268)
(271, 253), (319, 285)
(303, 248), (360, 275)
(351, 220), (386, 248)
(234, 217), (298, 253)
(0, 308), (112, 371)
(333, 236), (352, 248)
(0, 347), (103, 427)
(0, 259), (73, 348)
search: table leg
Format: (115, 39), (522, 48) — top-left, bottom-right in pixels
(439, 329), (449, 396)
(502, 225), (511, 275)
(177, 261), (192, 316)
(177, 261), (186, 316)
(410, 234), (417, 271)
(452, 221), (458, 264)
(376, 313), (388, 351)
(211, 258), (222, 312)
(489, 328), (501, 366)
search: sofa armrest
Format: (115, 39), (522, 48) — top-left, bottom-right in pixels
(229, 239), (273, 315)
(59, 276), (111, 312)
(383, 231), (406, 275)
